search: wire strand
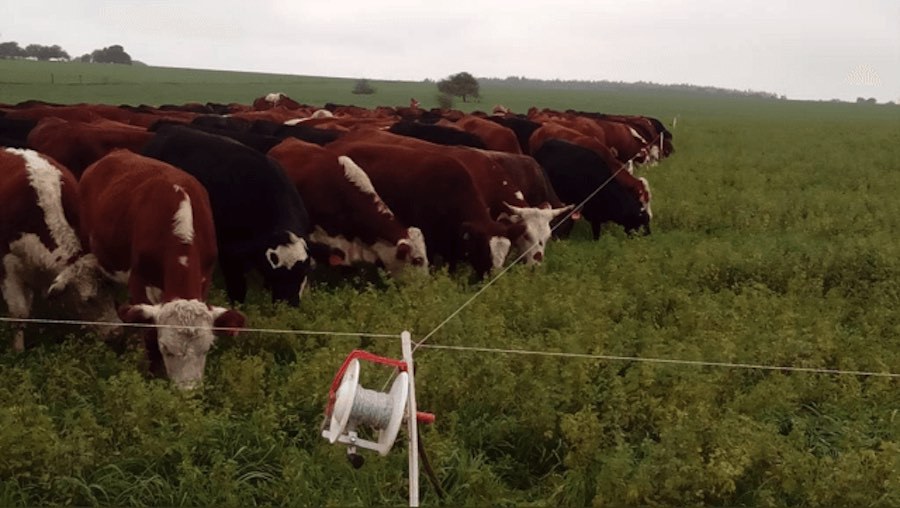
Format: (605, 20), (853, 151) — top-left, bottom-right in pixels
(0, 316), (398, 339)
(417, 343), (900, 379)
(414, 157), (633, 352)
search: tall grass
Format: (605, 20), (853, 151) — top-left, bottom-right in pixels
(1, 60), (899, 506)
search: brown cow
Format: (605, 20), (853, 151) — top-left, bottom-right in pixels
(75, 150), (245, 389)
(267, 138), (428, 275)
(455, 115), (523, 154)
(1, 148), (118, 352)
(325, 139), (524, 277)
(27, 117), (154, 178)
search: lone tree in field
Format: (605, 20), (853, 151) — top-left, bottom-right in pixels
(91, 45), (132, 64)
(437, 72), (480, 103)
(352, 78), (376, 95)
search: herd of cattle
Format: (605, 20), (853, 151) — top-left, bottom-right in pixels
(0, 93), (674, 388)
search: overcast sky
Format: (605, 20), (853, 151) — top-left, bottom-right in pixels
(3, 0), (898, 102)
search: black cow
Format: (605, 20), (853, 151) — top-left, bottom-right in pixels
(0, 117), (38, 148)
(387, 120), (487, 149)
(487, 115), (542, 154)
(533, 139), (650, 239)
(142, 125), (312, 306)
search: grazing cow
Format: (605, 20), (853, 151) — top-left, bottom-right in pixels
(1, 148), (118, 352)
(333, 130), (568, 265)
(476, 149), (576, 238)
(26, 117), (154, 178)
(534, 139), (650, 239)
(529, 122), (652, 209)
(325, 140), (524, 277)
(76, 150), (245, 388)
(267, 138), (427, 275)
(143, 125), (312, 306)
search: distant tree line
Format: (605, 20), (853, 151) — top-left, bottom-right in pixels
(0, 40), (133, 64)
(477, 75), (787, 100)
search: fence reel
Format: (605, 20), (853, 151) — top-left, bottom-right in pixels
(322, 347), (434, 465)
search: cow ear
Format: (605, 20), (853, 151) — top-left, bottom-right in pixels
(118, 304), (159, 324)
(396, 242), (411, 261)
(212, 308), (246, 337)
(266, 249), (280, 269)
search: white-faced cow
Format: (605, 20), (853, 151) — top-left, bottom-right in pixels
(267, 138), (428, 275)
(76, 149), (245, 389)
(1, 147), (118, 352)
(142, 125), (312, 306)
(325, 139), (524, 278)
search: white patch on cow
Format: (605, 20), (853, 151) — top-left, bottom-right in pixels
(266, 232), (309, 270)
(171, 185), (194, 245)
(628, 126), (648, 144)
(639, 177), (653, 219)
(7, 148), (82, 262)
(514, 191), (524, 201)
(145, 285), (163, 304)
(2, 253), (31, 352)
(337, 155), (394, 217)
(311, 109), (333, 119)
(403, 227), (428, 269)
(178, 256), (189, 267)
(489, 236), (512, 270)
(283, 118), (303, 125)
(502, 180), (508, 186)
(298, 276), (308, 300)
(265, 92), (284, 103)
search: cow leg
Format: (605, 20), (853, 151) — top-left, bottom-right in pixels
(1, 255), (32, 352)
(219, 255), (248, 304)
(590, 221), (603, 240)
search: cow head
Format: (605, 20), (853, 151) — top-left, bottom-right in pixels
(118, 299), (245, 390)
(376, 227), (429, 275)
(459, 221), (523, 277)
(261, 230), (311, 306)
(46, 254), (120, 332)
(501, 203), (573, 265)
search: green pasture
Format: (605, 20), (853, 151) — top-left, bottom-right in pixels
(1, 60), (899, 506)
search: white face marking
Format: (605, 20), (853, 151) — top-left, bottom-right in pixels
(489, 236), (512, 270)
(178, 256), (189, 267)
(171, 185), (194, 245)
(266, 232), (309, 270)
(131, 299), (218, 390)
(310, 226), (428, 275)
(283, 118), (303, 125)
(311, 109), (333, 119)
(265, 92), (284, 103)
(337, 155), (394, 217)
(514, 191), (524, 201)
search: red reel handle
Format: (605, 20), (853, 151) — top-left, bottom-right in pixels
(325, 350), (408, 416)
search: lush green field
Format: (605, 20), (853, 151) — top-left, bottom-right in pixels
(2, 60), (899, 506)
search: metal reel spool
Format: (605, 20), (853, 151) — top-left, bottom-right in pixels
(323, 359), (410, 456)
